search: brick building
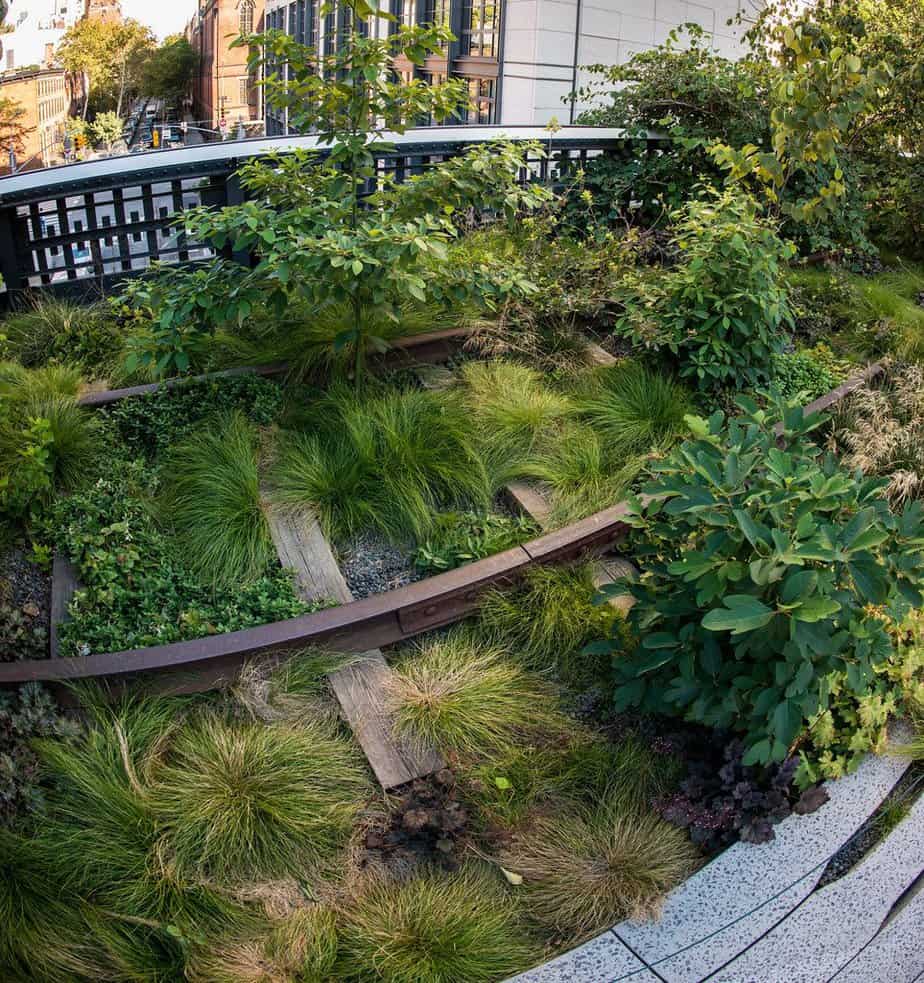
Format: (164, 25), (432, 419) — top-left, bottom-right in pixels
(187, 0), (264, 134)
(0, 66), (69, 171)
(84, 0), (122, 23)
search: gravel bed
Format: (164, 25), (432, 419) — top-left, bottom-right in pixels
(337, 531), (423, 600)
(0, 547), (52, 659)
(817, 763), (923, 886)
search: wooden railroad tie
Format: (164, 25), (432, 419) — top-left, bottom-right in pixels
(263, 499), (445, 789)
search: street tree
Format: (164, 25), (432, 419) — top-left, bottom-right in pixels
(142, 35), (198, 108)
(90, 110), (123, 155)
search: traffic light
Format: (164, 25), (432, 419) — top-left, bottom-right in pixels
(152, 128), (160, 149)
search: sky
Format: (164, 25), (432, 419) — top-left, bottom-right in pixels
(121, 0), (192, 40)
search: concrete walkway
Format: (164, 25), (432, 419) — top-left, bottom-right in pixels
(511, 741), (922, 983)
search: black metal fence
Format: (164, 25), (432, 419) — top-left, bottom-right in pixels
(0, 126), (644, 306)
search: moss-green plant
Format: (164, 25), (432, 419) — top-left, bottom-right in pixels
(386, 630), (566, 759)
(475, 564), (629, 689)
(151, 713), (371, 883)
(338, 865), (540, 983)
(412, 509), (538, 573)
(160, 413), (272, 586)
(272, 386), (489, 543)
(574, 360), (692, 457)
(458, 360), (573, 486)
(188, 906), (339, 983)
(502, 792), (698, 941)
(526, 421), (646, 525)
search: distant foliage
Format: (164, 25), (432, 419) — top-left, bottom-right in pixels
(595, 396), (924, 768)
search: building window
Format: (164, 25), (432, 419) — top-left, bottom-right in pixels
(422, 0), (448, 28)
(239, 0), (254, 35)
(462, 0), (499, 57)
(239, 76), (250, 105)
(464, 76), (495, 123)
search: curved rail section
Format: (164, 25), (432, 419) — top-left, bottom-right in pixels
(0, 362), (884, 695)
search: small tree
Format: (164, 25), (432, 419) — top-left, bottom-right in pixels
(0, 96), (30, 159)
(121, 0), (549, 382)
(709, 14), (890, 230)
(90, 111), (123, 155)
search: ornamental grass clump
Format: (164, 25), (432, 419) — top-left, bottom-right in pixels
(574, 360), (692, 458)
(338, 865), (540, 983)
(386, 630), (566, 759)
(835, 364), (924, 506)
(502, 793), (698, 941)
(160, 412), (272, 586)
(457, 360), (574, 485)
(151, 713), (371, 883)
(272, 386), (489, 543)
(597, 394), (924, 773)
(476, 563), (628, 690)
(187, 906), (339, 983)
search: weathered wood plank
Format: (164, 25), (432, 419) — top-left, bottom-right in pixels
(328, 651), (444, 789)
(593, 556), (638, 613)
(505, 480), (554, 529)
(414, 364), (456, 391)
(263, 504), (353, 606)
(262, 497), (443, 788)
(581, 337), (618, 367)
(50, 554), (80, 659)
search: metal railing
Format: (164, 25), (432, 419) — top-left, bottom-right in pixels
(0, 125), (648, 305)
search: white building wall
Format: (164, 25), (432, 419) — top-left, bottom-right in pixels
(500, 0), (763, 125)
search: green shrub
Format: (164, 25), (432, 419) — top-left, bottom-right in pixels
(106, 373), (283, 460)
(476, 564), (629, 690)
(412, 510), (538, 573)
(501, 792), (698, 941)
(457, 360), (573, 486)
(573, 360), (693, 457)
(160, 413), (272, 586)
(617, 189), (795, 390)
(1, 296), (123, 379)
(151, 714), (371, 883)
(271, 386), (489, 543)
(598, 396), (924, 767)
(338, 865), (540, 983)
(386, 630), (566, 759)
(770, 344), (851, 401)
(0, 366), (101, 522)
(47, 462), (310, 656)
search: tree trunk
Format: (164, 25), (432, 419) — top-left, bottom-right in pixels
(82, 72), (90, 119)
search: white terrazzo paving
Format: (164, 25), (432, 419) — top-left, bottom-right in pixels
(507, 932), (660, 983)
(505, 742), (915, 983)
(709, 793), (924, 983)
(613, 749), (911, 981)
(832, 881), (924, 983)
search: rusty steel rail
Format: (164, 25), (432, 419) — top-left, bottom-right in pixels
(0, 362), (883, 697)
